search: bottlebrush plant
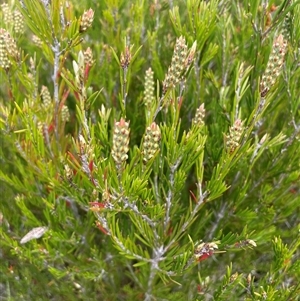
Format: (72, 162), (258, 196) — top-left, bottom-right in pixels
(0, 0), (299, 300)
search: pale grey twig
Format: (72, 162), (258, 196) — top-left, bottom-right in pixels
(123, 199), (157, 228)
(207, 203), (226, 240)
(165, 182), (208, 251)
(144, 246), (165, 301)
(51, 39), (61, 145)
(164, 156), (183, 231)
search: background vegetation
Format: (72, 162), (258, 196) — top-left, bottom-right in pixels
(0, 0), (299, 300)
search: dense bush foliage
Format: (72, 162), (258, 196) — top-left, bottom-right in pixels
(0, 0), (299, 300)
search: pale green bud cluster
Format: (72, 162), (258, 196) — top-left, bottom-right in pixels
(226, 119), (244, 153)
(0, 31), (10, 69)
(80, 9), (94, 33)
(281, 11), (292, 41)
(41, 86), (52, 108)
(143, 68), (155, 109)
(1, 4), (24, 34)
(192, 103), (205, 126)
(260, 34), (287, 97)
(112, 118), (130, 165)
(84, 47), (94, 67)
(143, 122), (161, 162)
(13, 10), (24, 34)
(1, 3), (13, 25)
(32, 35), (43, 47)
(0, 28), (19, 69)
(61, 105), (70, 122)
(163, 36), (188, 93)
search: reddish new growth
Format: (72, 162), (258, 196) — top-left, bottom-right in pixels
(89, 201), (106, 212)
(95, 221), (108, 235)
(194, 242), (218, 262)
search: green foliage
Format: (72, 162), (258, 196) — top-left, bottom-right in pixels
(0, 0), (299, 300)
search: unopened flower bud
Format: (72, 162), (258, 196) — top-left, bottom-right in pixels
(163, 36), (188, 93)
(143, 122), (161, 162)
(61, 105), (70, 122)
(260, 34), (287, 97)
(41, 86), (52, 108)
(29, 57), (35, 71)
(14, 10), (24, 34)
(226, 119), (244, 153)
(64, 164), (73, 180)
(185, 41), (197, 68)
(112, 118), (130, 165)
(0, 28), (19, 67)
(32, 35), (43, 47)
(259, 133), (268, 145)
(1, 3), (13, 25)
(73, 51), (85, 86)
(0, 31), (10, 69)
(192, 103), (205, 126)
(144, 68), (155, 109)
(281, 12), (292, 41)
(246, 239), (257, 247)
(80, 9), (94, 33)
(229, 272), (239, 283)
(84, 47), (94, 67)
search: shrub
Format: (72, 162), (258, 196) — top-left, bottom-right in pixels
(0, 0), (299, 300)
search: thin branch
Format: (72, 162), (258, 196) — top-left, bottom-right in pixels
(51, 39), (61, 145)
(95, 212), (110, 235)
(153, 174), (160, 203)
(123, 200), (157, 228)
(165, 183), (208, 251)
(122, 67), (128, 109)
(126, 263), (144, 290)
(261, 0), (293, 43)
(112, 234), (151, 263)
(153, 94), (165, 120)
(144, 246), (165, 301)
(164, 156), (182, 231)
(207, 203), (226, 240)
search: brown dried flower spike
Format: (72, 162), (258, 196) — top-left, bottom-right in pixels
(120, 46), (131, 69)
(260, 34), (287, 97)
(80, 8), (94, 33)
(112, 118), (130, 166)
